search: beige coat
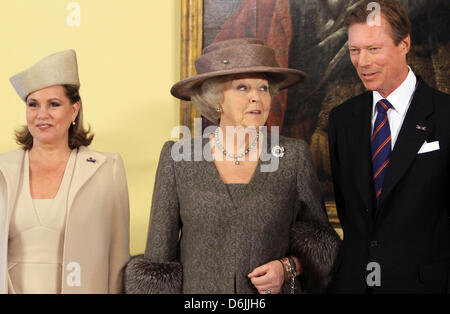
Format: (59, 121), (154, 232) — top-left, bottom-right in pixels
(0, 146), (130, 294)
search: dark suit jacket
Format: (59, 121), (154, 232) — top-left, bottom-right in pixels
(328, 78), (450, 293)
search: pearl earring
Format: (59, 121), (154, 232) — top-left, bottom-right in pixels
(72, 121), (76, 126)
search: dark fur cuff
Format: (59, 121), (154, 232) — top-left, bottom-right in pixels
(290, 221), (341, 293)
(124, 255), (182, 294)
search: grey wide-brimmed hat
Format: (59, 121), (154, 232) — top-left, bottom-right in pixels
(10, 49), (80, 102)
(170, 38), (306, 101)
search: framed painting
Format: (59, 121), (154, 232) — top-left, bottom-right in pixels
(179, 0), (450, 234)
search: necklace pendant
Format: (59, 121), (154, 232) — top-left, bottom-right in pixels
(235, 159), (240, 165)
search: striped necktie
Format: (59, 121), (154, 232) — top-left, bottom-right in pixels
(371, 99), (393, 205)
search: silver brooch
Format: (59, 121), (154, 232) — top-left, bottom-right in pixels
(271, 146), (285, 158)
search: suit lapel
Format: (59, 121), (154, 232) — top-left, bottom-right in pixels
(67, 147), (106, 213)
(377, 80), (434, 214)
(349, 92), (374, 212)
(0, 149), (24, 294)
(0, 150), (26, 231)
(244, 129), (271, 200)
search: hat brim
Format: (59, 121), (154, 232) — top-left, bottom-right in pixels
(170, 66), (306, 101)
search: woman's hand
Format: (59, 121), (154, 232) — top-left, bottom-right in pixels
(248, 260), (285, 294)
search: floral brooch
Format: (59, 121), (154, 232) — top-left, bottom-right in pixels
(271, 145), (285, 158)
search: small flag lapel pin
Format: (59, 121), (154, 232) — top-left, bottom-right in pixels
(416, 125), (427, 132)
(86, 157), (96, 163)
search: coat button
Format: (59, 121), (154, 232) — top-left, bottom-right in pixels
(370, 240), (378, 248)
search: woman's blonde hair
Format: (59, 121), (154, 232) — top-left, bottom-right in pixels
(190, 74), (281, 124)
(15, 84), (94, 150)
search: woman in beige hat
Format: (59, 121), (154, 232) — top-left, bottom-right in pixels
(125, 38), (340, 294)
(0, 50), (130, 294)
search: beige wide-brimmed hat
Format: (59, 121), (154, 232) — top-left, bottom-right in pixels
(170, 38), (306, 101)
(10, 49), (80, 102)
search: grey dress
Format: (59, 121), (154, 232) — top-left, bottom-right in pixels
(126, 135), (340, 294)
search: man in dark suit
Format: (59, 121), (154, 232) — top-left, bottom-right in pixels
(328, 0), (450, 293)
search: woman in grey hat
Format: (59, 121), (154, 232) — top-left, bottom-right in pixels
(0, 50), (130, 294)
(125, 38), (340, 294)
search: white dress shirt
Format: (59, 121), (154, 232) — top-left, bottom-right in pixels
(372, 67), (417, 149)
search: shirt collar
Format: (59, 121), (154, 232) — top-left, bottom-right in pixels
(372, 66), (417, 116)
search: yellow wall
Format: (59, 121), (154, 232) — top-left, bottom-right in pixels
(0, 0), (181, 254)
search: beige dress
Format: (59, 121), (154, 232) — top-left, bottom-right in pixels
(7, 150), (76, 294)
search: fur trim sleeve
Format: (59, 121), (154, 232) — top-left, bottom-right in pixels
(290, 221), (341, 293)
(124, 255), (182, 294)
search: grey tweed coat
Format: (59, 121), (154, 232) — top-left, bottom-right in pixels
(125, 135), (340, 294)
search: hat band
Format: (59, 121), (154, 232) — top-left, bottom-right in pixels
(195, 44), (279, 75)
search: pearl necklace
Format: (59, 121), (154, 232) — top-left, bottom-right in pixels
(213, 128), (259, 165)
